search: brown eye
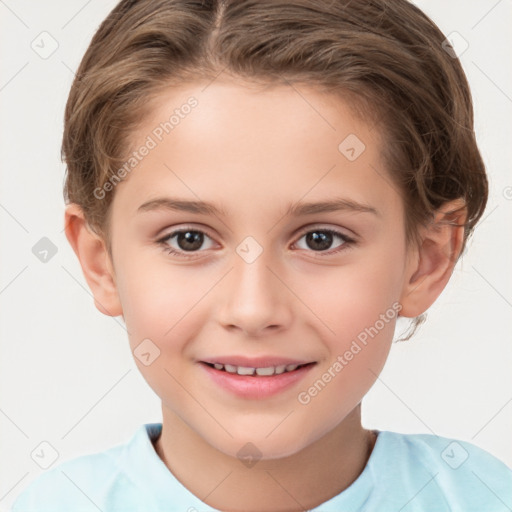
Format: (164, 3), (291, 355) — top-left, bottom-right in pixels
(157, 228), (215, 258)
(173, 231), (204, 251)
(294, 228), (354, 254)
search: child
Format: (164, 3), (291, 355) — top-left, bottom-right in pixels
(11, 0), (511, 510)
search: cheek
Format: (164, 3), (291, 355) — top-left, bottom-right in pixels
(293, 246), (403, 403)
(296, 273), (399, 440)
(114, 257), (211, 401)
(116, 256), (216, 365)
(297, 249), (404, 341)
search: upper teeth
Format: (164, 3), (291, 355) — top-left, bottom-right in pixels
(212, 363), (301, 376)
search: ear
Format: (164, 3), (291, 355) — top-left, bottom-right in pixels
(64, 203), (123, 317)
(399, 198), (467, 318)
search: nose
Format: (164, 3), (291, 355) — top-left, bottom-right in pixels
(216, 248), (293, 338)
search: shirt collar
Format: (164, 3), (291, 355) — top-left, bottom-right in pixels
(118, 423), (380, 510)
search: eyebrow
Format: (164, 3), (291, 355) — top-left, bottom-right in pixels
(137, 197), (380, 217)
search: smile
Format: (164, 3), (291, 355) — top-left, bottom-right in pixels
(198, 361), (317, 399)
(202, 362), (315, 376)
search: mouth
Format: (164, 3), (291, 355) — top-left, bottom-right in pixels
(200, 361), (316, 376)
(198, 359), (318, 399)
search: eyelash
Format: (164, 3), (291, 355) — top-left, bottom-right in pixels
(156, 226), (356, 260)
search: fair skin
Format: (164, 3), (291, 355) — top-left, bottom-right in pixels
(65, 79), (466, 512)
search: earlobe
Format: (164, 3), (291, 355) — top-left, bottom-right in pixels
(399, 199), (467, 318)
(64, 204), (123, 317)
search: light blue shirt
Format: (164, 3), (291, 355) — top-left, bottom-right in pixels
(11, 423), (512, 511)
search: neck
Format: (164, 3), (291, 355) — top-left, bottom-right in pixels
(154, 404), (377, 512)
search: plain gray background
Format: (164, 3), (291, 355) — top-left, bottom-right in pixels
(1, 0), (511, 508)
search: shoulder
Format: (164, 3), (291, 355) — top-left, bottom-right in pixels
(10, 452), (118, 512)
(373, 430), (512, 510)
(10, 425), (154, 512)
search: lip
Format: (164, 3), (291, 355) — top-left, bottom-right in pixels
(198, 360), (317, 400)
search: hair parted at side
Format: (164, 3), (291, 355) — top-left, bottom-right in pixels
(62, 0), (488, 341)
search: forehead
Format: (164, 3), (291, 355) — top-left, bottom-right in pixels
(112, 80), (400, 222)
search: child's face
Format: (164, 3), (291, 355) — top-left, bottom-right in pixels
(104, 80), (415, 458)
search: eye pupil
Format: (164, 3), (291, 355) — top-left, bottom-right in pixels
(177, 231), (203, 251)
(306, 231), (333, 251)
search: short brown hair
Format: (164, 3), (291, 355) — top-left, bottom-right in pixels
(62, 0), (488, 339)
